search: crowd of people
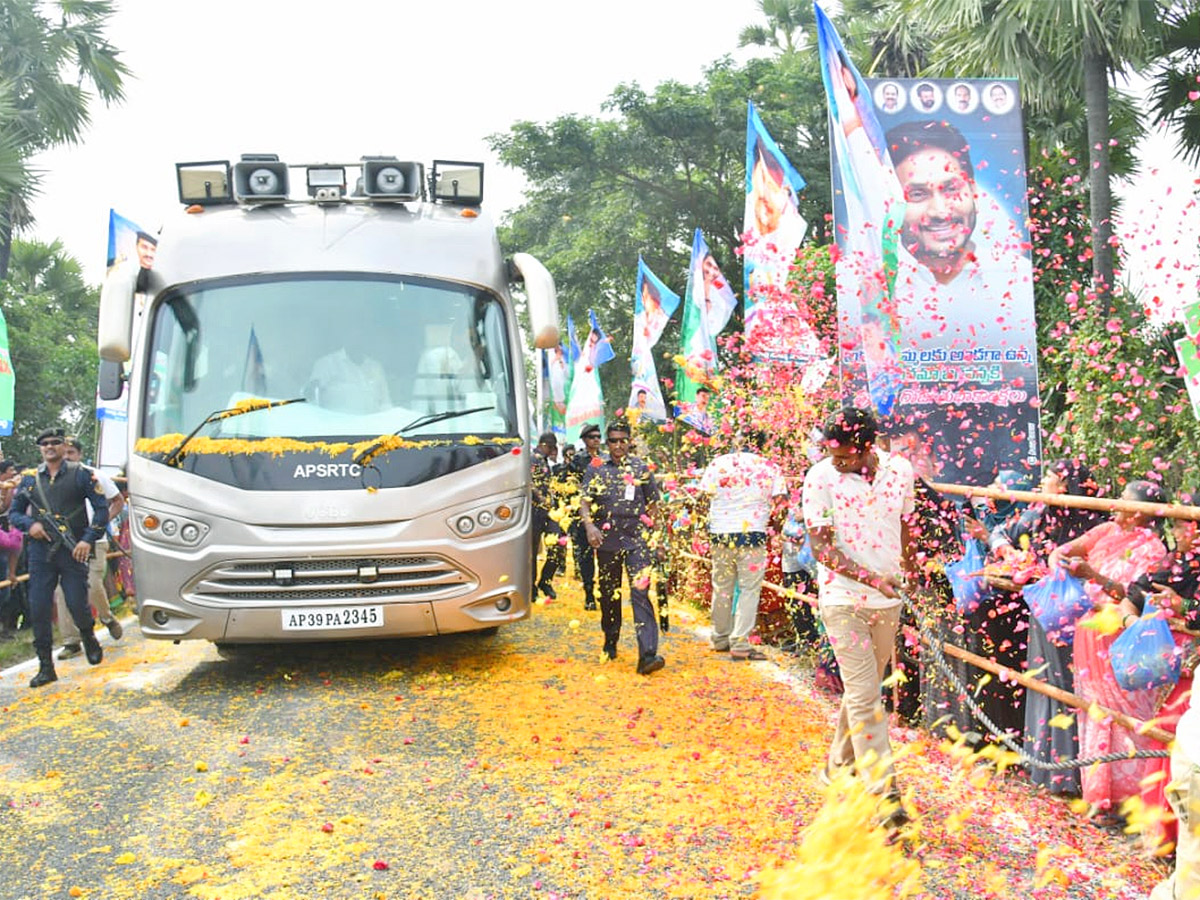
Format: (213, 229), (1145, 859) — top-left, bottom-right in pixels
(531, 407), (1200, 888)
(0, 427), (133, 688)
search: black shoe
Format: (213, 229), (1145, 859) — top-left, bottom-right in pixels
(658, 615), (670, 632)
(877, 793), (910, 831)
(29, 665), (57, 688)
(602, 640), (617, 660)
(81, 632), (103, 666)
(584, 599), (597, 611)
(57, 643), (82, 661)
(538, 582), (557, 600)
(637, 654), (665, 676)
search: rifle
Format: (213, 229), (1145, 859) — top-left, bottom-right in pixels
(30, 504), (79, 554)
(30, 468), (82, 555)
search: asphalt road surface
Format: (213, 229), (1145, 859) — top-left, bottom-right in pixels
(0, 581), (1167, 900)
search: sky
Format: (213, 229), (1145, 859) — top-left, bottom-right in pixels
(27, 0), (763, 282)
(25, 0), (1199, 319)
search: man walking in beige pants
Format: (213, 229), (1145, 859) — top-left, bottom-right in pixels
(802, 408), (915, 830)
(699, 431), (786, 660)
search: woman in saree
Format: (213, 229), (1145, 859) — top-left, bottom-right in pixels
(1100, 494), (1200, 848)
(951, 469), (1036, 744)
(999, 461), (1104, 794)
(1055, 480), (1170, 820)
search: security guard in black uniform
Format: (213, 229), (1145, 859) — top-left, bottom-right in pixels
(10, 428), (110, 688)
(579, 420), (665, 675)
(565, 423), (604, 609)
(530, 432), (565, 600)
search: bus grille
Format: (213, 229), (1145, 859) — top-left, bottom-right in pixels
(188, 555), (475, 604)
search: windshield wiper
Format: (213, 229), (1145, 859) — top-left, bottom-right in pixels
(352, 406), (494, 466)
(161, 397), (308, 468)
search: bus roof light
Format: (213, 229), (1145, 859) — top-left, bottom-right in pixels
(432, 160), (484, 206)
(362, 158), (423, 202)
(176, 160), (233, 206)
(233, 155), (290, 203)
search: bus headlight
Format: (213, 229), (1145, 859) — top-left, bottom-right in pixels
(135, 506), (210, 548)
(446, 499), (524, 540)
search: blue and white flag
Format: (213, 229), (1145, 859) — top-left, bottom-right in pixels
(565, 310), (611, 441)
(629, 257), (680, 422)
(743, 101), (816, 364)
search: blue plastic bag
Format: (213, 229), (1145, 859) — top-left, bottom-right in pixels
(945, 538), (988, 616)
(1109, 602), (1181, 692)
(1022, 564), (1092, 646)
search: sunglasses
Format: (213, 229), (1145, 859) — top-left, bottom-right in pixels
(38, 438), (63, 447)
(606, 437), (630, 444)
(584, 434), (601, 440)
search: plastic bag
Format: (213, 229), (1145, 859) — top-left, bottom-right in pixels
(1109, 601), (1181, 692)
(945, 538), (987, 616)
(0, 525), (23, 554)
(1022, 564), (1092, 646)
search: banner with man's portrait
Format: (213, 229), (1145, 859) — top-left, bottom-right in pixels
(676, 229), (736, 410)
(742, 102), (821, 366)
(96, 209), (157, 466)
(629, 257), (680, 422)
(828, 72), (1041, 485)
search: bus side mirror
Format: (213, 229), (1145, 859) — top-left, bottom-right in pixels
(510, 253), (559, 350)
(98, 359), (125, 402)
(98, 262), (140, 363)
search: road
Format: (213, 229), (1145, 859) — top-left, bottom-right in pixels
(0, 581), (1168, 899)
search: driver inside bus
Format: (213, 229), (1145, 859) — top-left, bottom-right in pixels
(306, 343), (392, 414)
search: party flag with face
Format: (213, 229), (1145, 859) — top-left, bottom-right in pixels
(676, 229), (736, 408)
(629, 257), (680, 422)
(815, 3), (905, 416)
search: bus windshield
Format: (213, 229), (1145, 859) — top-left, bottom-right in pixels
(141, 274), (517, 443)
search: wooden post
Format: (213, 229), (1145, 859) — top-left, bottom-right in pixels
(929, 482), (1200, 522)
(935, 640), (1174, 745)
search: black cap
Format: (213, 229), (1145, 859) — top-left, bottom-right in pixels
(580, 424), (601, 438)
(36, 427), (65, 445)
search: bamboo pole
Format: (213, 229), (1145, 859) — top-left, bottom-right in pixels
(935, 640), (1174, 745)
(676, 549), (797, 600)
(0, 549), (126, 590)
(678, 546), (1177, 744)
(929, 481), (1200, 522)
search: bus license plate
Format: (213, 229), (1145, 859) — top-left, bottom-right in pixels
(281, 605), (385, 631)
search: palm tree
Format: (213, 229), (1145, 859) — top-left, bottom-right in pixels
(891, 0), (1166, 310)
(0, 0), (129, 279)
(738, 0), (816, 55)
(1149, 3), (1200, 167)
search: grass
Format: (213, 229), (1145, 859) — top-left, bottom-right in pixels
(0, 595), (132, 670)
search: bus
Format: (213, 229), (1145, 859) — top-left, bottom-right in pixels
(96, 154), (558, 647)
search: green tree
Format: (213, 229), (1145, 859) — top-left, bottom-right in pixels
(490, 54), (832, 411)
(0, 0), (129, 279)
(0, 239), (99, 462)
(737, 0), (815, 55)
(1149, 2), (1200, 167)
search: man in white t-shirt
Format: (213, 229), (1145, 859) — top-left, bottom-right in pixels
(802, 407), (915, 826)
(699, 431), (786, 660)
(55, 437), (125, 660)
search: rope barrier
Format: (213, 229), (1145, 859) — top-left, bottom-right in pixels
(907, 597), (1170, 768)
(673, 544), (1171, 767)
(929, 481), (1200, 522)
